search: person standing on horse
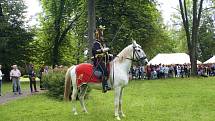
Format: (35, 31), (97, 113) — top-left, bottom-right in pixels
(92, 25), (111, 93)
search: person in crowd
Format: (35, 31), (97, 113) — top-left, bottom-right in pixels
(28, 64), (38, 93)
(146, 65), (151, 80)
(139, 66), (145, 79)
(10, 65), (22, 95)
(164, 65), (169, 78)
(169, 65), (174, 77)
(0, 65), (4, 96)
(180, 65), (185, 78)
(184, 64), (189, 77)
(212, 64), (215, 76)
(176, 65), (181, 77)
(38, 66), (44, 89)
(44, 66), (49, 74)
(160, 65), (165, 78)
(131, 66), (136, 79)
(174, 65), (177, 77)
(151, 67), (157, 79)
(156, 65), (160, 79)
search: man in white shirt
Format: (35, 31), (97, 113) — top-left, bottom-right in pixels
(0, 65), (4, 96)
(10, 65), (22, 95)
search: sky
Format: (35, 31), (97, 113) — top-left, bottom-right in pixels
(24, 0), (42, 26)
(23, 0), (178, 26)
(156, 0), (178, 25)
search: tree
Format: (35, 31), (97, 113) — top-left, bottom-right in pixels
(0, 3), (3, 16)
(36, 0), (175, 66)
(0, 0), (34, 78)
(38, 0), (84, 67)
(92, 0), (174, 58)
(178, 0), (204, 76)
(87, 0), (96, 60)
(198, 7), (215, 61)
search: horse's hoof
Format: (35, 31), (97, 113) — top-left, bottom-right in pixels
(83, 111), (88, 114)
(119, 112), (126, 117)
(116, 116), (121, 120)
(74, 112), (78, 115)
(121, 114), (126, 117)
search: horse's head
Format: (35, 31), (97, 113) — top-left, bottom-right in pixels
(132, 40), (148, 65)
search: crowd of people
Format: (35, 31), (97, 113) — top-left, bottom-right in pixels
(130, 64), (215, 80)
(0, 64), (50, 96)
(0, 62), (214, 96)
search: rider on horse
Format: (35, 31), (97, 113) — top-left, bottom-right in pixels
(92, 25), (111, 93)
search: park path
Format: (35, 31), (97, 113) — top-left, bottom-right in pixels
(0, 89), (45, 105)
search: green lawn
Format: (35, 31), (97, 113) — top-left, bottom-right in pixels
(1, 77), (40, 95)
(1, 77), (215, 121)
(1, 82), (31, 95)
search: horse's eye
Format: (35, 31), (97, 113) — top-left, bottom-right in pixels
(137, 50), (141, 52)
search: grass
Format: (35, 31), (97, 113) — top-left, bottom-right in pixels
(1, 82), (31, 95)
(19, 77), (40, 82)
(0, 77), (215, 121)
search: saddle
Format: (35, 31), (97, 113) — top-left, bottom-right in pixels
(75, 63), (110, 87)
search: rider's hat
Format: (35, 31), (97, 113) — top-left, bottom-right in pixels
(95, 25), (105, 40)
(98, 25), (106, 30)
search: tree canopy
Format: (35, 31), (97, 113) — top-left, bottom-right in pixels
(0, 0), (214, 77)
(0, 0), (34, 77)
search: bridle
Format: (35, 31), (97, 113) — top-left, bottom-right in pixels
(125, 46), (147, 64)
(112, 45), (147, 85)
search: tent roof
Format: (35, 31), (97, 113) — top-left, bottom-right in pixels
(148, 53), (202, 65)
(204, 55), (215, 64)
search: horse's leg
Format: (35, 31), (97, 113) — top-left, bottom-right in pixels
(114, 87), (121, 120)
(71, 85), (78, 115)
(79, 84), (88, 113)
(119, 87), (126, 117)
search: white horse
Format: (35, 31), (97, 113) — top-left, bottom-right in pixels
(64, 41), (148, 120)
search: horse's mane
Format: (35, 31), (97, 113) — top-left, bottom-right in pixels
(114, 45), (133, 63)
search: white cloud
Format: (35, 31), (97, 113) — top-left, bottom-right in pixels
(23, 0), (42, 26)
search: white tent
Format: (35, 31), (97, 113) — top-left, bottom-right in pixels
(148, 53), (202, 65)
(204, 55), (215, 64)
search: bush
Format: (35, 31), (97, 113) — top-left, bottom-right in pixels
(42, 68), (91, 100)
(42, 69), (67, 100)
(22, 75), (29, 78)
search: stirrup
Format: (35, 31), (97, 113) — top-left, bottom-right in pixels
(102, 88), (107, 93)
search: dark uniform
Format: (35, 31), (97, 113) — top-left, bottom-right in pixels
(92, 27), (111, 93)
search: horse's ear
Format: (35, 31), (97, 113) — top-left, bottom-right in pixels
(132, 39), (137, 47)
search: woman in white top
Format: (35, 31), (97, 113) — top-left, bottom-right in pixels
(0, 65), (4, 96)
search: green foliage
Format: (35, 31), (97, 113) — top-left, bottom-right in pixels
(170, 0), (215, 62)
(198, 9), (215, 62)
(93, 0), (174, 58)
(34, 0), (176, 65)
(42, 69), (67, 100)
(35, 0), (86, 66)
(0, 0), (34, 78)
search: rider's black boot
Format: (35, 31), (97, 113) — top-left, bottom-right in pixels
(102, 79), (111, 93)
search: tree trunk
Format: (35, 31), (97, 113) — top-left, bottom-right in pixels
(179, 0), (204, 76)
(52, 42), (60, 68)
(0, 3), (3, 16)
(190, 0), (198, 76)
(87, 0), (96, 61)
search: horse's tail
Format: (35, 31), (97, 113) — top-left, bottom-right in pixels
(64, 65), (76, 101)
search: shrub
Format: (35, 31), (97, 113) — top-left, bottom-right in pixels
(42, 68), (91, 100)
(42, 68), (67, 100)
(22, 75), (29, 78)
